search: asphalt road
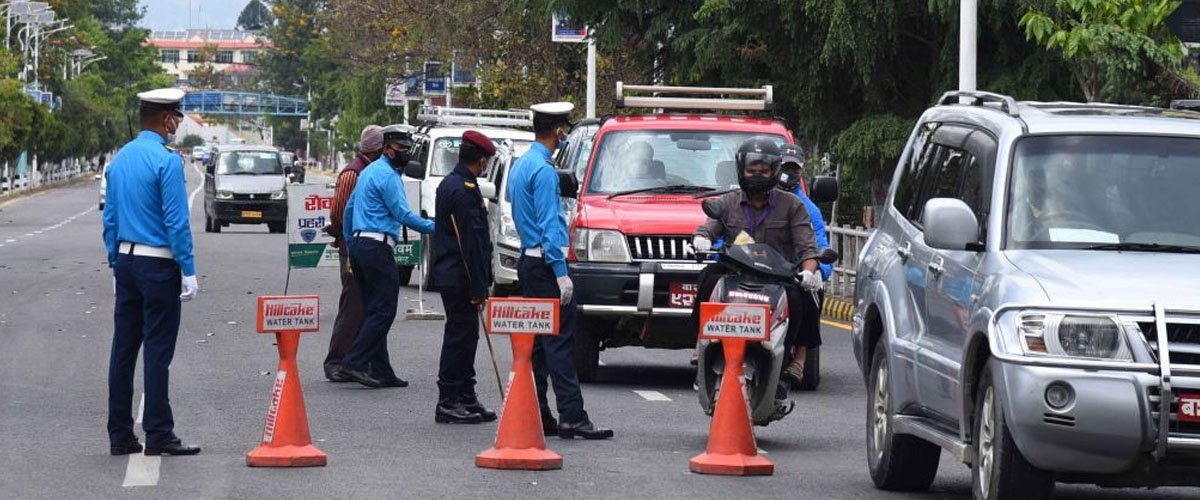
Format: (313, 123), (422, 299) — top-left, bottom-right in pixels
(0, 162), (1196, 499)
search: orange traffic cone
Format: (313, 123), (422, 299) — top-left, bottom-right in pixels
(689, 339), (774, 475)
(476, 334), (563, 470)
(246, 330), (327, 467)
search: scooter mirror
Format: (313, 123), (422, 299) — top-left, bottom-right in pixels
(701, 199), (721, 219)
(818, 248), (839, 264)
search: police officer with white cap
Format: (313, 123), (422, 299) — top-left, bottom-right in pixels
(508, 102), (613, 440)
(103, 88), (201, 456)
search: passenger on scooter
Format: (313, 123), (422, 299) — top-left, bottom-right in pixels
(778, 145), (831, 385)
(691, 137), (823, 385)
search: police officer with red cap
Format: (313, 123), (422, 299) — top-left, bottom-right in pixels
(431, 130), (498, 424)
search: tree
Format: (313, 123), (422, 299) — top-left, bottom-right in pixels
(237, 0), (275, 31)
(830, 114), (914, 209)
(189, 44), (225, 90)
(1021, 0), (1189, 103)
(179, 134), (205, 149)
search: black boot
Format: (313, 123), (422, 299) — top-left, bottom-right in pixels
(540, 408), (558, 436)
(435, 397), (484, 424)
(558, 412), (614, 440)
(460, 393), (497, 422)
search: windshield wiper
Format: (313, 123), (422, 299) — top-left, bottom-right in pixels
(606, 185), (714, 199)
(1085, 242), (1200, 253)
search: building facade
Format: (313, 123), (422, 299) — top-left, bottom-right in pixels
(147, 29), (269, 89)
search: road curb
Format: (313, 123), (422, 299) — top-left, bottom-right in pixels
(822, 296), (854, 323)
(0, 175), (92, 209)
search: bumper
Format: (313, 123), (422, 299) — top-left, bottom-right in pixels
(211, 199), (287, 223)
(492, 244), (520, 286)
(570, 261), (706, 318)
(996, 361), (1200, 478)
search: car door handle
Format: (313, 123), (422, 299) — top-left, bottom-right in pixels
(897, 243), (912, 261)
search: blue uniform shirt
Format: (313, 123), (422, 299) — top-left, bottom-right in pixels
(507, 142), (569, 277)
(790, 185), (832, 281)
(102, 130), (196, 276)
(343, 156), (434, 244)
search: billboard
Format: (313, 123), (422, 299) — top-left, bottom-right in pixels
(423, 61), (445, 95)
(552, 11), (588, 43)
(286, 184), (339, 268)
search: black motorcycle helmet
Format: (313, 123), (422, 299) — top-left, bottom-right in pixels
(735, 136), (783, 196)
(778, 144), (805, 191)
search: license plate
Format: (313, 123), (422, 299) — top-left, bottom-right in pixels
(669, 281), (698, 308)
(1180, 394), (1200, 422)
(242, 210), (263, 219)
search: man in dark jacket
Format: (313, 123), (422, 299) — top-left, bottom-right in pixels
(323, 125), (384, 380)
(432, 130), (497, 424)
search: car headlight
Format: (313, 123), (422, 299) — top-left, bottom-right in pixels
(500, 213), (521, 248)
(216, 190), (234, 200)
(1006, 312), (1134, 361)
(572, 228), (631, 263)
(270, 189), (287, 200)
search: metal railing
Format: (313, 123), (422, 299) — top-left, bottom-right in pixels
(826, 224), (873, 298)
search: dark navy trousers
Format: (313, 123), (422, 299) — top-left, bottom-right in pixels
(108, 254), (182, 447)
(517, 256), (585, 423)
(343, 237), (400, 379)
(437, 286), (479, 401)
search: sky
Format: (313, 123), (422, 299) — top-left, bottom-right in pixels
(138, 0), (247, 31)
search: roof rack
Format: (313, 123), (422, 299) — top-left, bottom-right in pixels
(416, 106), (533, 128)
(615, 82), (773, 111)
(936, 90), (1020, 117)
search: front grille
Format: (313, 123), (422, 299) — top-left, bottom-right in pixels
(232, 193), (272, 200)
(628, 235), (694, 261)
(1138, 322), (1200, 365)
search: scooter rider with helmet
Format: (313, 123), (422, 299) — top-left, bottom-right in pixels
(691, 137), (823, 385)
(777, 144), (832, 386)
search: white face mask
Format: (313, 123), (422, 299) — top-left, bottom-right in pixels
(165, 116), (179, 143)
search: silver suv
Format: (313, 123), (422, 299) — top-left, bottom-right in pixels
(853, 91), (1200, 499)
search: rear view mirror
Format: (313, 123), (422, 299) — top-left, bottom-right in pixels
(479, 180), (497, 200)
(809, 175), (839, 203)
(817, 248), (840, 264)
(404, 161), (426, 180)
(701, 199), (721, 219)
(676, 139), (712, 151)
(558, 170), (578, 199)
(923, 198), (979, 251)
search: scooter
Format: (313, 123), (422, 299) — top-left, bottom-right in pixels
(694, 199), (838, 426)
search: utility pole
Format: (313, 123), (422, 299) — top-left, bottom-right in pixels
(586, 37), (596, 118)
(959, 0), (977, 93)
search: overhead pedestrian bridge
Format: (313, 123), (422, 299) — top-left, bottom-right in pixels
(181, 91), (309, 117)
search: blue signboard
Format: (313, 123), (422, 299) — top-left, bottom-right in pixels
(423, 61), (445, 95)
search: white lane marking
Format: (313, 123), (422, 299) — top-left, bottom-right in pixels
(1, 207), (94, 249)
(122, 454), (161, 487)
(633, 390), (672, 402)
(188, 160), (204, 212)
(122, 392), (161, 487)
(757, 448), (768, 455)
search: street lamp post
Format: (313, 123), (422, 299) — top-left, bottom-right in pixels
(959, 0), (977, 92)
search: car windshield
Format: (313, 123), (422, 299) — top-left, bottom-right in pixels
(585, 130), (785, 194)
(429, 137), (531, 176)
(216, 151), (283, 175)
(1006, 135), (1200, 249)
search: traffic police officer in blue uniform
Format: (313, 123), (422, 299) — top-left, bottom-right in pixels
(338, 125), (435, 388)
(432, 130), (498, 424)
(509, 102), (613, 440)
(103, 88), (201, 456)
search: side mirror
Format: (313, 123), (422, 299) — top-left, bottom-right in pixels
(557, 170), (578, 199)
(404, 161), (426, 180)
(701, 198), (721, 219)
(923, 198), (980, 251)
(817, 248), (840, 264)
(809, 175), (839, 203)
(479, 180), (497, 200)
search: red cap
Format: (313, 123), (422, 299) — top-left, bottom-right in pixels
(462, 130), (497, 157)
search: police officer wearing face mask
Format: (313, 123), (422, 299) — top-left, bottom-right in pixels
(777, 144), (832, 385)
(104, 88), (201, 457)
(337, 125), (435, 388)
(691, 137), (822, 387)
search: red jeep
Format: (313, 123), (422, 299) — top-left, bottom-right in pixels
(567, 83), (793, 381)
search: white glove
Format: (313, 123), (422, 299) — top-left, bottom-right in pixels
(798, 269), (822, 292)
(180, 275), (199, 302)
(556, 275), (574, 305)
(692, 235), (713, 253)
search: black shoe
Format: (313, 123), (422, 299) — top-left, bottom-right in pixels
(541, 410), (558, 436)
(144, 439), (201, 456)
(461, 395), (497, 422)
(337, 368), (383, 388)
(435, 400), (485, 424)
(326, 366), (351, 383)
(558, 418), (614, 440)
(110, 440), (143, 456)
(378, 376), (409, 388)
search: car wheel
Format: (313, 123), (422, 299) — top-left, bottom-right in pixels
(798, 346), (820, 391)
(972, 360), (1054, 500)
(573, 324), (601, 383)
(98, 202), (104, 211)
(397, 265), (414, 287)
(204, 215), (213, 233)
(211, 217), (222, 233)
(268, 221), (286, 233)
(867, 340), (941, 491)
